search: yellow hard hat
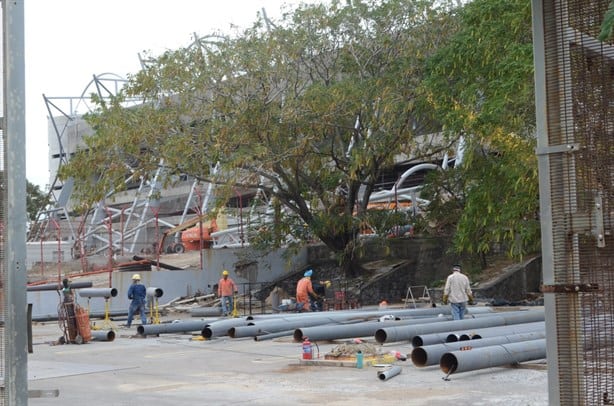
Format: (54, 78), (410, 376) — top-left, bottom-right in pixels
(132, 274), (141, 280)
(222, 270), (229, 276)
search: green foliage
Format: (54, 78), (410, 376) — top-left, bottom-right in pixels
(26, 181), (50, 223)
(60, 0), (455, 272)
(599, 0), (614, 41)
(420, 0), (540, 266)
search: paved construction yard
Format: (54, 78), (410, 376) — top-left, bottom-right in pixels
(25, 312), (550, 406)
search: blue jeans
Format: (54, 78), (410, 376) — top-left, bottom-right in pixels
(221, 296), (233, 315)
(127, 301), (147, 327)
(450, 302), (467, 320)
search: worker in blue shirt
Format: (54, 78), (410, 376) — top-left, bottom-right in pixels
(126, 273), (147, 327)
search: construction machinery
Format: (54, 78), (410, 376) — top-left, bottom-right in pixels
(156, 214), (218, 254)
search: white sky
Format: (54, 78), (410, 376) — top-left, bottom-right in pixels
(24, 0), (311, 189)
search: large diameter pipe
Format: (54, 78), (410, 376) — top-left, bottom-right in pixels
(254, 330), (296, 341)
(78, 288), (118, 298)
(459, 321), (545, 340)
(294, 315), (457, 343)
(91, 330), (116, 342)
(440, 338), (547, 375)
(230, 316), (341, 339)
(375, 310), (545, 344)
(291, 311), (501, 342)
(138, 319), (216, 336)
(412, 321), (545, 346)
(377, 366), (402, 381)
(412, 332), (455, 347)
(27, 281), (93, 292)
(244, 306), (494, 322)
(411, 331), (546, 367)
(146, 287), (164, 298)
(202, 318), (250, 339)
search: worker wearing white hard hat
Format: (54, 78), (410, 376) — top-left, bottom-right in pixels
(218, 270), (238, 316)
(126, 273), (147, 327)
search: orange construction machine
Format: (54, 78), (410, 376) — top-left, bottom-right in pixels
(157, 215), (218, 254)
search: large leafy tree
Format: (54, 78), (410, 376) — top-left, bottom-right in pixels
(60, 0), (456, 274)
(26, 180), (50, 223)
(419, 0), (539, 267)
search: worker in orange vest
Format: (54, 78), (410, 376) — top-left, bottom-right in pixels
(218, 270), (238, 316)
(296, 269), (318, 312)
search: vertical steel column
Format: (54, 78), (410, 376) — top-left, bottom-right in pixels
(2, 0), (28, 403)
(532, 1), (562, 403)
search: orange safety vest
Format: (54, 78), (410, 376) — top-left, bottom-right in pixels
(218, 277), (237, 297)
(296, 277), (314, 305)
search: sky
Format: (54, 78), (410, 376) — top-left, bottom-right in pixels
(24, 0), (313, 189)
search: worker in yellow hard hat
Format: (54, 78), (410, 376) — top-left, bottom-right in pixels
(217, 270), (238, 316)
(126, 273), (147, 328)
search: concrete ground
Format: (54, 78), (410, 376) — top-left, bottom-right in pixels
(27, 315), (549, 406)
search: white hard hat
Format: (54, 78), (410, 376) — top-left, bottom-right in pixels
(132, 274), (141, 280)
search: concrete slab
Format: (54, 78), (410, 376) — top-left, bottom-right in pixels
(26, 317), (549, 406)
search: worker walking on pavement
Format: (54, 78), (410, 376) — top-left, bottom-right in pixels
(218, 270), (238, 316)
(126, 274), (147, 328)
(442, 265), (474, 320)
(296, 269), (318, 312)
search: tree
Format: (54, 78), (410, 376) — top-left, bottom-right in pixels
(60, 0), (457, 274)
(419, 0), (540, 267)
(26, 180), (50, 223)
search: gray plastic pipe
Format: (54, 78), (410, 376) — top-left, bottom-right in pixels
(411, 331), (546, 367)
(253, 330), (296, 341)
(27, 281), (93, 291)
(453, 321), (545, 341)
(230, 316), (342, 338)
(440, 338), (547, 375)
(91, 330), (116, 342)
(377, 365), (402, 381)
(146, 287), (164, 298)
(412, 332), (457, 347)
(202, 318), (251, 338)
(138, 319), (216, 336)
(293, 311), (503, 343)
(411, 321), (545, 346)
(78, 288), (118, 298)
(244, 306), (494, 322)
(375, 310), (545, 344)
(293, 316), (461, 342)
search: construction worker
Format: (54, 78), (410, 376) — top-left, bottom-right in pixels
(296, 269), (318, 312)
(218, 270), (238, 316)
(126, 274), (147, 328)
(442, 265), (474, 320)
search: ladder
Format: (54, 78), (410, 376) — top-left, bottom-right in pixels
(403, 285), (432, 308)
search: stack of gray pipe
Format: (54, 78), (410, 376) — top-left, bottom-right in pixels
(411, 330), (546, 367)
(411, 321), (545, 347)
(293, 309), (498, 342)
(222, 306), (496, 341)
(439, 338), (547, 375)
(375, 309), (545, 344)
